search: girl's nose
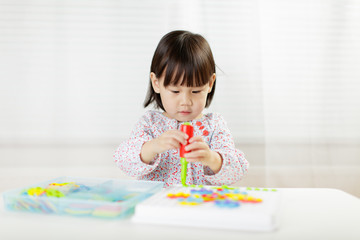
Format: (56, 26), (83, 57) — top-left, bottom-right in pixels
(180, 92), (192, 105)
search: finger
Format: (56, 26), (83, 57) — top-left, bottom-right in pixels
(168, 139), (182, 149)
(169, 131), (188, 145)
(173, 129), (189, 139)
(162, 133), (185, 146)
(161, 138), (181, 150)
(185, 142), (208, 151)
(185, 150), (207, 159)
(188, 135), (203, 143)
(165, 129), (188, 139)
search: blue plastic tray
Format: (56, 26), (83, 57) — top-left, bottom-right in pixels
(3, 176), (164, 219)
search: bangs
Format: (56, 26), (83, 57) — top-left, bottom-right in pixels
(162, 60), (212, 88)
(156, 32), (215, 87)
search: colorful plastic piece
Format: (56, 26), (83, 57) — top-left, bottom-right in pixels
(178, 196), (204, 205)
(27, 187), (45, 196)
(167, 185), (264, 208)
(45, 189), (65, 198)
(190, 188), (213, 195)
(179, 122), (194, 186)
(214, 200), (240, 208)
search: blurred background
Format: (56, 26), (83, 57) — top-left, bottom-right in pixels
(0, 0), (359, 196)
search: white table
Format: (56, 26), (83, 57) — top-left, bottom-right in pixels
(1, 186), (359, 240)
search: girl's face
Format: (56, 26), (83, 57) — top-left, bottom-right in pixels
(151, 72), (216, 122)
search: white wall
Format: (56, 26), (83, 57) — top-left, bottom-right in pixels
(1, 0), (360, 192)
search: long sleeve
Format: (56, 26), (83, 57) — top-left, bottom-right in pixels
(113, 112), (162, 178)
(203, 114), (249, 185)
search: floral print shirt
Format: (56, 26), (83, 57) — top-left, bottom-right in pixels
(114, 110), (249, 187)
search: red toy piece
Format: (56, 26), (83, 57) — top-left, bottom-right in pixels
(180, 123), (194, 157)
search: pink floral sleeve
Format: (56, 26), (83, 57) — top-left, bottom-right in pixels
(203, 114), (249, 185)
(113, 112), (162, 178)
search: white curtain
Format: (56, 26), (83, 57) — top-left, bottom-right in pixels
(0, 0), (359, 193)
(256, 0), (360, 191)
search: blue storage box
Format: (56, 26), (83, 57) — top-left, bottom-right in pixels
(3, 176), (164, 219)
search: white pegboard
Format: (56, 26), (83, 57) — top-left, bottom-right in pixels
(132, 185), (281, 231)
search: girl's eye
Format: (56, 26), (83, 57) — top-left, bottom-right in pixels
(192, 91), (201, 94)
(171, 90), (179, 93)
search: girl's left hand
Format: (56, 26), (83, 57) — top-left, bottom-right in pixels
(184, 136), (223, 173)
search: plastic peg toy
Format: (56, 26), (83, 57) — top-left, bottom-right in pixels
(180, 122), (194, 186)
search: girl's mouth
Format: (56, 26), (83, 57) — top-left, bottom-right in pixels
(179, 111), (191, 115)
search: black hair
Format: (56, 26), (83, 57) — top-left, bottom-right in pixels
(144, 30), (216, 110)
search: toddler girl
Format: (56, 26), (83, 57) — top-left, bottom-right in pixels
(114, 30), (248, 187)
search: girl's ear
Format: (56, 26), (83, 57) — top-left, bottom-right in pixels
(150, 72), (160, 93)
(208, 73), (216, 93)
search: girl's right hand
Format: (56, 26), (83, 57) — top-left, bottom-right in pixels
(140, 130), (188, 164)
(152, 130), (188, 154)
